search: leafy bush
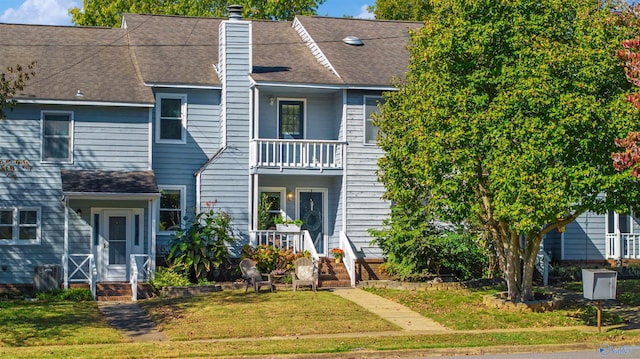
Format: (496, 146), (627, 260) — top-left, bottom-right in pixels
(35, 288), (93, 301)
(168, 203), (236, 283)
(241, 245), (309, 274)
(371, 207), (489, 281)
(149, 266), (192, 291)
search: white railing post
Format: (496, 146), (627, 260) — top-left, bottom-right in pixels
(339, 231), (357, 287)
(90, 256), (97, 300)
(62, 254), (69, 289)
(130, 254), (138, 302)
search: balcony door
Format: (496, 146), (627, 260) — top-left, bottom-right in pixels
(297, 188), (328, 256)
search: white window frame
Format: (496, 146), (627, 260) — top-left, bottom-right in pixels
(363, 96), (384, 145)
(277, 98), (306, 139)
(158, 185), (186, 234)
(155, 93), (188, 144)
(41, 111), (74, 163)
(0, 207), (41, 245)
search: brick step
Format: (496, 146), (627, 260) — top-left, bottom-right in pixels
(97, 295), (132, 301)
(317, 258), (351, 287)
(96, 282), (132, 301)
(318, 279), (351, 288)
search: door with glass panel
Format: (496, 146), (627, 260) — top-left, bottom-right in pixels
(99, 210), (131, 281)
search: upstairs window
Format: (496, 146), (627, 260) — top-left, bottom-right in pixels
(364, 96), (384, 145)
(42, 112), (72, 162)
(159, 186), (185, 232)
(0, 208), (40, 245)
(278, 99), (305, 139)
(156, 94), (187, 143)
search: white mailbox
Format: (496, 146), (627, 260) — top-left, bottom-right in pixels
(582, 269), (617, 300)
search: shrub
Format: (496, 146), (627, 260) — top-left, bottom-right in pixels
(149, 266), (191, 291)
(241, 245), (309, 274)
(168, 203), (236, 283)
(35, 288), (93, 301)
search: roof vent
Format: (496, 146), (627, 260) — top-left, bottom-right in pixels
(228, 4), (243, 20)
(342, 36), (363, 46)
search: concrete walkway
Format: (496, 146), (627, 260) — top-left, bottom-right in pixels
(98, 302), (168, 342)
(331, 288), (450, 332)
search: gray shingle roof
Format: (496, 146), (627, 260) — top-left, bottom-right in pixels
(123, 14), (222, 87)
(1, 14), (422, 102)
(1, 24), (154, 104)
(295, 16), (423, 87)
(61, 170), (159, 195)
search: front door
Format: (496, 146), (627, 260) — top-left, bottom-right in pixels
(297, 189), (328, 256)
(100, 210), (132, 281)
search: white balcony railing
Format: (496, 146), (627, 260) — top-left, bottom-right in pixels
(606, 232), (640, 259)
(250, 139), (345, 171)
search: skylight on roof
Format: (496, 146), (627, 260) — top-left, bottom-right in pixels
(342, 36), (363, 46)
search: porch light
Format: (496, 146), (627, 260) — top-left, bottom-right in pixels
(287, 192), (293, 201)
(269, 96), (275, 106)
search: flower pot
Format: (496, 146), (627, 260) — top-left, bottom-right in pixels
(335, 257), (342, 264)
(276, 224), (301, 233)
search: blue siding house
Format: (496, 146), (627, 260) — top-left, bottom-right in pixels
(0, 8), (423, 294)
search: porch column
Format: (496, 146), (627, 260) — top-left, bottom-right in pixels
(63, 197), (69, 289)
(149, 199), (157, 274)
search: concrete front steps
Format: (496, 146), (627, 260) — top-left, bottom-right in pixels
(317, 257), (351, 288)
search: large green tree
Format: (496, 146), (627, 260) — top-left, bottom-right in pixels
(70, 0), (325, 27)
(369, 0), (432, 21)
(376, 0), (640, 301)
(1, 63), (34, 178)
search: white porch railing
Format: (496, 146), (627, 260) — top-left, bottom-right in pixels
(250, 230), (319, 261)
(250, 139), (345, 171)
(339, 231), (357, 287)
(63, 254), (97, 299)
(130, 254), (152, 302)
(606, 232), (640, 259)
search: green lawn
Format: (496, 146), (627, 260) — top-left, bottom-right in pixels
(364, 285), (620, 330)
(138, 290), (399, 340)
(0, 300), (124, 347)
(1, 282), (639, 358)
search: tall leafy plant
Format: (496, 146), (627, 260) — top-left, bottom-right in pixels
(168, 204), (235, 282)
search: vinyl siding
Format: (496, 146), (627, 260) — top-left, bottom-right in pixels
(562, 211), (606, 260)
(0, 104), (151, 283)
(344, 91), (389, 258)
(200, 20), (251, 254)
(152, 88), (220, 252)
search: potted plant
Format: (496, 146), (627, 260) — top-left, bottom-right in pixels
(274, 215), (303, 233)
(329, 248), (345, 263)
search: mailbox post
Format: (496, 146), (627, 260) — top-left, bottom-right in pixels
(582, 269), (617, 332)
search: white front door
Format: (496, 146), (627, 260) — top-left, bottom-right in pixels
(99, 210), (132, 281)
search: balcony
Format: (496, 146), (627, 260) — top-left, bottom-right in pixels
(250, 139), (345, 172)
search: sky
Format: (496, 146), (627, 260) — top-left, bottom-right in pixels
(0, 0), (374, 26)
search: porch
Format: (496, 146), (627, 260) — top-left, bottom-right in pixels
(60, 170), (160, 300)
(250, 229), (357, 287)
(606, 232), (640, 259)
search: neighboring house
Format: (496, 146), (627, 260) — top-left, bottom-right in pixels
(0, 7), (423, 291)
(543, 210), (640, 264)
